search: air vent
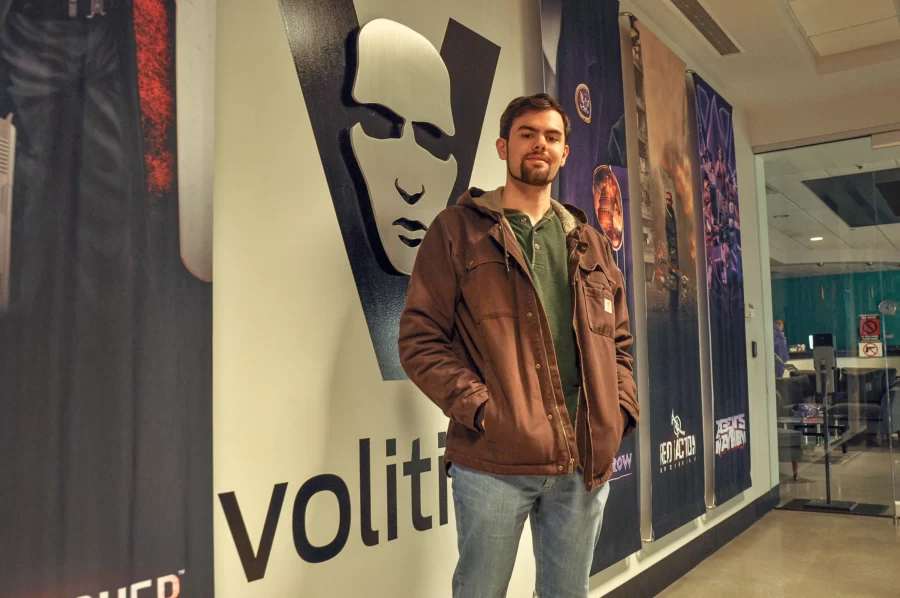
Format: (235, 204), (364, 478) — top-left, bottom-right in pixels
(668, 0), (742, 56)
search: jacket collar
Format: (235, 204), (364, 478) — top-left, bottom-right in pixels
(461, 186), (586, 236)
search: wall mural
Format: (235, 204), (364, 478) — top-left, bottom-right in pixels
(278, 0), (500, 381)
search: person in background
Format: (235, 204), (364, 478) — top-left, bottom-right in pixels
(774, 319), (789, 377)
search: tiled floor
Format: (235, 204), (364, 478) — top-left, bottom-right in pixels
(659, 510), (900, 597)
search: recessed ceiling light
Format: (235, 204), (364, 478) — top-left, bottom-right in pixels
(810, 237), (824, 241)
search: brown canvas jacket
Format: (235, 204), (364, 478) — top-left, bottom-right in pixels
(398, 186), (638, 491)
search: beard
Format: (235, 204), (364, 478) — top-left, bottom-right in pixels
(509, 156), (556, 187)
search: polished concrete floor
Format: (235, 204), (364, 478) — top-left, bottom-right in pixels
(778, 440), (899, 510)
(659, 510), (900, 597)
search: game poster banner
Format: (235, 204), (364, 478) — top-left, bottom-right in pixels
(0, 2), (214, 596)
(541, 0), (642, 571)
(626, 16), (705, 539)
(690, 73), (751, 505)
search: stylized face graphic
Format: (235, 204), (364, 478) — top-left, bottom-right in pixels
(350, 19), (458, 275)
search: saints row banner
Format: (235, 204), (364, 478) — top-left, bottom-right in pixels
(623, 16), (705, 539)
(0, 1), (215, 596)
(542, 0), (641, 571)
(688, 73), (751, 504)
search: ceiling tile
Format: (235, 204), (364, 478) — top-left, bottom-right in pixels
(803, 207), (852, 234)
(810, 17), (900, 56)
(771, 209), (826, 235)
(788, 0), (896, 37)
(825, 159), (900, 176)
(783, 186), (828, 210)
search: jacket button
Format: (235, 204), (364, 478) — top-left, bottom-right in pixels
(547, 414), (553, 420)
(558, 465), (564, 472)
(527, 312), (533, 318)
(535, 363), (541, 370)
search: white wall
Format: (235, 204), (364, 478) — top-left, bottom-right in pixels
(749, 81), (900, 152)
(212, 0), (778, 596)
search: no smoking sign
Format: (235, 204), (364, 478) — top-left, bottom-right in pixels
(859, 314), (881, 342)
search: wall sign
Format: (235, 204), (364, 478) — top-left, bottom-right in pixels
(859, 314), (881, 342)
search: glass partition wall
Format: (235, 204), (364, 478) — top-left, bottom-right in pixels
(763, 136), (898, 519)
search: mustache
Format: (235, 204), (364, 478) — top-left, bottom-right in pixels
(393, 217), (427, 233)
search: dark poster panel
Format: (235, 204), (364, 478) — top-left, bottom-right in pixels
(691, 73), (751, 504)
(278, 0), (500, 381)
(628, 16), (705, 539)
(541, 0), (642, 571)
(0, 2), (213, 596)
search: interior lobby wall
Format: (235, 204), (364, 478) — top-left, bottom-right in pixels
(211, 0), (779, 596)
(749, 81), (900, 152)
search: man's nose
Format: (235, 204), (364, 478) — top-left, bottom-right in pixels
(533, 137), (547, 151)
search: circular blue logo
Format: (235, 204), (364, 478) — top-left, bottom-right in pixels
(575, 84), (591, 123)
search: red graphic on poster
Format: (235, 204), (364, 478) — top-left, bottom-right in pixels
(859, 314), (881, 341)
(134, 0), (176, 197)
(863, 343), (879, 357)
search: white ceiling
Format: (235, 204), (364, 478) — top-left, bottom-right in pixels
(623, 0), (900, 133)
(763, 136), (900, 275)
(620, 0), (900, 276)
(787, 0), (900, 57)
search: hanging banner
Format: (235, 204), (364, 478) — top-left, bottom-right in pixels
(689, 73), (751, 504)
(624, 16), (705, 539)
(542, 0), (641, 570)
(0, 2), (215, 596)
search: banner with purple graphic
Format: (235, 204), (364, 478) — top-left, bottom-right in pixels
(690, 73), (750, 504)
(541, 0), (641, 571)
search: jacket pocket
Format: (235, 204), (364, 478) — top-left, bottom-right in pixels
(579, 264), (615, 337)
(462, 242), (516, 322)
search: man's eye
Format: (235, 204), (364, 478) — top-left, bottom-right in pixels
(548, 137), (559, 143)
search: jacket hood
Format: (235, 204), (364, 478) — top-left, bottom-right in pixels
(458, 186), (587, 236)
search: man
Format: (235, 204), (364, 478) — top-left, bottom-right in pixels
(664, 192), (678, 276)
(664, 190), (681, 313)
(398, 94), (638, 598)
(774, 319), (789, 377)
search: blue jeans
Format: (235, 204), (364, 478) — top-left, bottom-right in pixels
(449, 463), (610, 598)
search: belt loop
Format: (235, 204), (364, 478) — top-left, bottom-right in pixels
(87, 0), (105, 18)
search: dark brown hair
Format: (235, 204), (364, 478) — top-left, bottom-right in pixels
(499, 93), (571, 142)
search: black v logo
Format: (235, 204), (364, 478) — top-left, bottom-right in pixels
(218, 483), (289, 582)
(277, 0), (500, 380)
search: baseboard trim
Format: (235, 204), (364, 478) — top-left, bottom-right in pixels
(603, 486), (780, 598)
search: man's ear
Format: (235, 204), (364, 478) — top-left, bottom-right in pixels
(496, 137), (508, 161)
(559, 144), (570, 168)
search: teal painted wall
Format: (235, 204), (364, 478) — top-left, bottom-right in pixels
(771, 271), (900, 351)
